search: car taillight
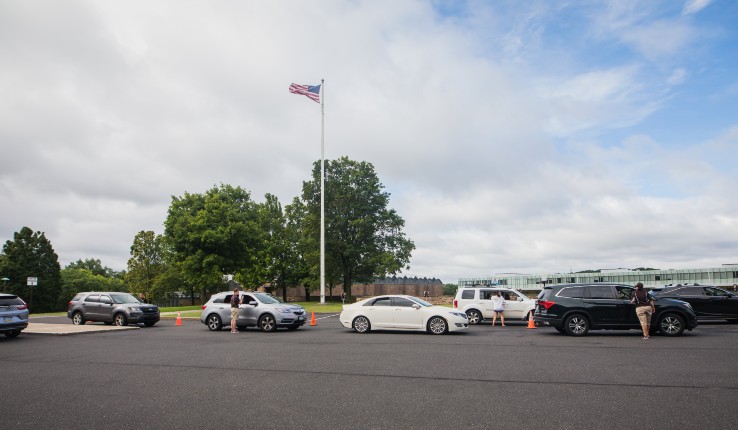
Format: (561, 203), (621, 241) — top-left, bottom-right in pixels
(453, 299), (458, 308)
(201, 305), (207, 310)
(539, 300), (555, 310)
(17, 304), (28, 310)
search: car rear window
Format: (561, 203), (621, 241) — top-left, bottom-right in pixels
(461, 290), (475, 300)
(71, 293), (84, 302)
(556, 287), (584, 298)
(0, 297), (24, 306)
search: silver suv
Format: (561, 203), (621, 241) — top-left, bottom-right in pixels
(67, 292), (160, 327)
(0, 294), (29, 338)
(200, 291), (307, 332)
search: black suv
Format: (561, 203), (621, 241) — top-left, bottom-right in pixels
(67, 292), (160, 327)
(534, 283), (697, 336)
(652, 285), (738, 322)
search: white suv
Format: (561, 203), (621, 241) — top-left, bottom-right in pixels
(453, 287), (535, 325)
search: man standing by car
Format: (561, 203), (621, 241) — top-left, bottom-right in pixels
(631, 283), (655, 339)
(230, 288), (242, 333)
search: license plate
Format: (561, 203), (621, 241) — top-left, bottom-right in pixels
(3, 317), (12, 322)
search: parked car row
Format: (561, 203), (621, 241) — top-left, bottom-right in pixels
(11, 283), (737, 340)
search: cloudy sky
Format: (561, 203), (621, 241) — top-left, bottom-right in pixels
(2, 0), (737, 283)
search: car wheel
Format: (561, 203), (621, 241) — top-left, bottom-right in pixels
(564, 314), (589, 336)
(258, 314), (277, 332)
(352, 316), (371, 333)
(113, 313), (128, 326)
(144, 322), (156, 327)
(206, 314), (222, 331)
(465, 309), (482, 325)
(427, 316), (448, 335)
(72, 312), (86, 325)
(4, 330), (21, 338)
(658, 313), (685, 336)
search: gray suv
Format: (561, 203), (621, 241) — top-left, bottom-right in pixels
(67, 292), (160, 327)
(200, 291), (307, 332)
(0, 294), (29, 338)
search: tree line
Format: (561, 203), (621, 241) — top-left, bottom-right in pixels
(0, 157), (415, 311)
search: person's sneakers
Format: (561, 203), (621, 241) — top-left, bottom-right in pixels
(642, 336), (650, 339)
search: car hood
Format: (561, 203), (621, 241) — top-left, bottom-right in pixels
(274, 305), (304, 312)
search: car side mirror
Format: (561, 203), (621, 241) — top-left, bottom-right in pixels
(249, 301), (258, 307)
(412, 304), (421, 309)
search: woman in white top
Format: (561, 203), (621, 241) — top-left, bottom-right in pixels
(491, 291), (505, 326)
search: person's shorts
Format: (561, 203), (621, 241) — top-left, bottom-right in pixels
(635, 306), (653, 325)
(230, 308), (239, 321)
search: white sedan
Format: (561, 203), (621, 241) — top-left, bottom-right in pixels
(339, 295), (469, 335)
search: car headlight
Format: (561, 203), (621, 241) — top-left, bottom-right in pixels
(128, 307), (141, 312)
(279, 308), (292, 313)
(450, 312), (467, 319)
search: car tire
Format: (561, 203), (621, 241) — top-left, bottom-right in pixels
(258, 314), (277, 332)
(564, 314), (589, 336)
(658, 313), (685, 336)
(465, 309), (482, 325)
(144, 322), (156, 327)
(427, 316), (448, 335)
(352, 316), (371, 333)
(4, 330), (21, 338)
(72, 312), (86, 325)
(113, 313), (128, 326)
(206, 314), (223, 331)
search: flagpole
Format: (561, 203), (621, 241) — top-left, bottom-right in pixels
(320, 78), (325, 304)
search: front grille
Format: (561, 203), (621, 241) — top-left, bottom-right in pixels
(293, 310), (304, 315)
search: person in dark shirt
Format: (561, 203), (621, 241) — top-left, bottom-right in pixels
(230, 288), (242, 333)
(630, 283), (655, 339)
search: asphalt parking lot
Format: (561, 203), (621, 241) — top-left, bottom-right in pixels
(2, 315), (738, 430)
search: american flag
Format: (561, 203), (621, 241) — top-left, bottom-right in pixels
(289, 83), (321, 103)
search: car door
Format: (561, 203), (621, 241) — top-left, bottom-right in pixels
(478, 289), (495, 318)
(502, 290), (527, 319)
(673, 287), (710, 317)
(82, 294), (101, 320)
(364, 297), (394, 328)
(614, 286), (639, 325)
(97, 294), (115, 322)
(583, 285), (622, 325)
(391, 297), (424, 329)
(239, 294), (259, 326)
(704, 287), (738, 318)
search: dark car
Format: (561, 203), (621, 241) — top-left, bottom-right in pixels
(534, 283), (697, 336)
(67, 292), (160, 326)
(0, 294), (29, 338)
(652, 285), (738, 323)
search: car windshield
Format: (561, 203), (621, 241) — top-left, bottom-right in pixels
(110, 293), (141, 304)
(253, 293), (280, 304)
(410, 297), (433, 307)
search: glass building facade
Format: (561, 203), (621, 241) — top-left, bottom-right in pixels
(459, 267), (738, 292)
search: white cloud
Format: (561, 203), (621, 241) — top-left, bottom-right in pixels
(1, 0), (736, 283)
(682, 0), (711, 15)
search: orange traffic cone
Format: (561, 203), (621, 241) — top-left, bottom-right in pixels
(527, 311), (536, 329)
(175, 311), (183, 326)
(309, 311), (317, 326)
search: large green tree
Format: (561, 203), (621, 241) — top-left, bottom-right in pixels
(164, 184), (262, 302)
(60, 268), (125, 304)
(66, 258), (123, 279)
(298, 157), (415, 299)
(125, 231), (167, 302)
(0, 227), (62, 312)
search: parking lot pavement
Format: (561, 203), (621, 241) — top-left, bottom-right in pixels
(2, 317), (738, 429)
(24, 322), (139, 335)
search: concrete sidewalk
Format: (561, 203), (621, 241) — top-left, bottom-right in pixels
(24, 323), (140, 336)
